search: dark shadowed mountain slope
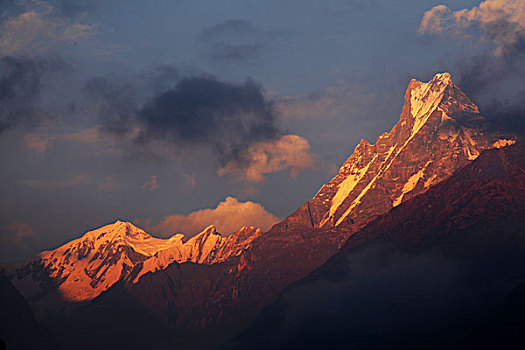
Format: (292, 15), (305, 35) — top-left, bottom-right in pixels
(234, 144), (525, 349)
(462, 281), (525, 350)
(0, 275), (56, 350)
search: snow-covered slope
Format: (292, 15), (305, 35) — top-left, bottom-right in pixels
(10, 221), (261, 302)
(284, 72), (515, 231)
(136, 225), (261, 282)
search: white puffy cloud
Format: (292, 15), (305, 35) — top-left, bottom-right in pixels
(152, 196), (280, 236)
(219, 134), (314, 183)
(419, 5), (452, 34)
(419, 0), (525, 54)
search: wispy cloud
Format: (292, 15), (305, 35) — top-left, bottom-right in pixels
(276, 84), (378, 121)
(142, 175), (158, 191)
(0, 221), (35, 251)
(24, 127), (102, 152)
(20, 174), (90, 188)
(207, 42), (263, 62)
(97, 176), (121, 192)
(197, 19), (257, 43)
(183, 173), (196, 193)
(197, 19), (270, 63)
(0, 1), (97, 56)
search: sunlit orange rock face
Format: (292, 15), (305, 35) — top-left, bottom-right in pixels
(11, 222), (261, 302)
(282, 72), (514, 232)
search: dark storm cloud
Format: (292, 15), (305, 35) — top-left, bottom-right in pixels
(0, 56), (66, 134)
(143, 65), (180, 94)
(135, 76), (280, 164)
(458, 29), (525, 96)
(83, 64), (183, 115)
(457, 30), (525, 133)
(478, 93), (525, 134)
(82, 76), (138, 136)
(81, 69), (282, 165)
(197, 19), (257, 43)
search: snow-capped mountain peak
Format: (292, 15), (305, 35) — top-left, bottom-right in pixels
(11, 221), (261, 302)
(282, 72), (516, 232)
(135, 224), (261, 282)
(408, 73), (453, 137)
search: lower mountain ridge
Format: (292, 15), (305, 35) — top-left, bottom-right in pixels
(5, 222), (261, 318)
